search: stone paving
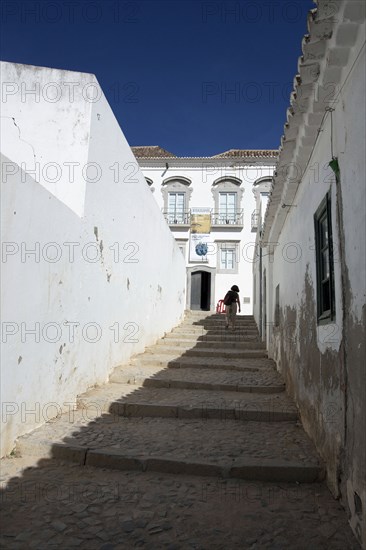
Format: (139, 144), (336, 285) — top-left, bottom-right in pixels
(131, 355), (273, 370)
(0, 312), (360, 548)
(156, 338), (265, 349)
(0, 460), (360, 549)
(164, 332), (260, 341)
(16, 414), (320, 466)
(126, 365), (285, 389)
(77, 383), (298, 415)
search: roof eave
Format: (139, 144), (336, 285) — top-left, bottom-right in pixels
(261, 0), (363, 244)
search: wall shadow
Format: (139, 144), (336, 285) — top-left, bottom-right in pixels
(0, 313), (359, 549)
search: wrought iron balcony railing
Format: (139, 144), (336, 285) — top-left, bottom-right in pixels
(251, 210), (259, 232)
(211, 210), (243, 227)
(163, 210), (191, 225)
(163, 209), (244, 228)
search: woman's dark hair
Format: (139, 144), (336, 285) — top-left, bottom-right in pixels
(231, 285), (239, 292)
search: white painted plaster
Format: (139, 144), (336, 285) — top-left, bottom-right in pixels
(253, 7), (365, 545)
(0, 62), (186, 457)
(135, 159), (275, 313)
(0, 62), (94, 217)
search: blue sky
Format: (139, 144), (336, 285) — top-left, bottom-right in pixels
(1, 0), (314, 156)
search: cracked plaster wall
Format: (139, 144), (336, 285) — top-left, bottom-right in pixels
(0, 62), (186, 457)
(261, 45), (365, 545)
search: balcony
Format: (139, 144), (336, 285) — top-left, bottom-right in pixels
(163, 209), (244, 231)
(163, 210), (190, 228)
(211, 210), (243, 229)
(251, 210), (259, 232)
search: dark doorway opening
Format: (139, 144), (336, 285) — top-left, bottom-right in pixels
(190, 271), (211, 311)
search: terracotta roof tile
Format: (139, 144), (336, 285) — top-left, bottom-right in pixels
(131, 146), (278, 159)
(131, 146), (177, 158)
(211, 149), (278, 158)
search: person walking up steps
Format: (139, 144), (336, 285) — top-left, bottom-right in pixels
(223, 285), (241, 330)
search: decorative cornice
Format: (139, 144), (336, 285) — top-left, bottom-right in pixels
(212, 176), (242, 186)
(162, 176), (192, 186)
(133, 156), (278, 169)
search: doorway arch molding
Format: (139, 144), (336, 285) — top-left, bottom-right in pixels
(186, 265), (216, 311)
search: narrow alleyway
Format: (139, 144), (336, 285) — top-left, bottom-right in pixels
(0, 313), (360, 549)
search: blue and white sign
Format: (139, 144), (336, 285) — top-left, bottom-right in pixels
(189, 207), (212, 262)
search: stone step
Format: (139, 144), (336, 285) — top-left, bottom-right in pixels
(142, 378), (284, 394)
(171, 327), (259, 336)
(179, 318), (258, 330)
(110, 365), (285, 393)
(186, 314), (255, 320)
(181, 328), (259, 334)
(189, 313), (256, 325)
(164, 332), (260, 342)
(157, 338), (265, 349)
(76, 383), (298, 422)
(183, 314), (256, 321)
(184, 311), (208, 315)
(15, 413), (324, 483)
(144, 346), (267, 359)
(134, 352), (267, 370)
(190, 322), (257, 328)
(132, 355), (275, 372)
(188, 327), (258, 334)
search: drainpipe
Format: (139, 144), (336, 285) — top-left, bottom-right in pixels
(161, 162), (169, 177)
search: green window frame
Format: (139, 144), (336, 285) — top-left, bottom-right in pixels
(314, 193), (335, 323)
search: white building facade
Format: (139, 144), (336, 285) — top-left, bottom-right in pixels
(253, 1), (366, 547)
(132, 147), (276, 313)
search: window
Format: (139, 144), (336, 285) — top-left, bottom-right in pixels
(216, 242), (239, 274)
(219, 192), (236, 223)
(314, 193), (335, 322)
(168, 192), (185, 224)
(161, 177), (192, 226)
(220, 247), (235, 269)
(211, 177), (244, 227)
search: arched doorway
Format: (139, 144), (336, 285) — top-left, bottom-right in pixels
(187, 266), (216, 311)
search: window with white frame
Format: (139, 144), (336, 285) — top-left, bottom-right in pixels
(219, 192), (237, 224)
(220, 246), (235, 269)
(161, 177), (192, 225)
(216, 242), (239, 273)
(168, 192), (185, 224)
(211, 177), (244, 226)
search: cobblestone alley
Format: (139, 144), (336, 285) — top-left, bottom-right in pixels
(0, 313), (360, 549)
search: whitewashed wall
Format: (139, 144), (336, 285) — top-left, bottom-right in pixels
(259, 30), (365, 546)
(0, 62), (186, 457)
